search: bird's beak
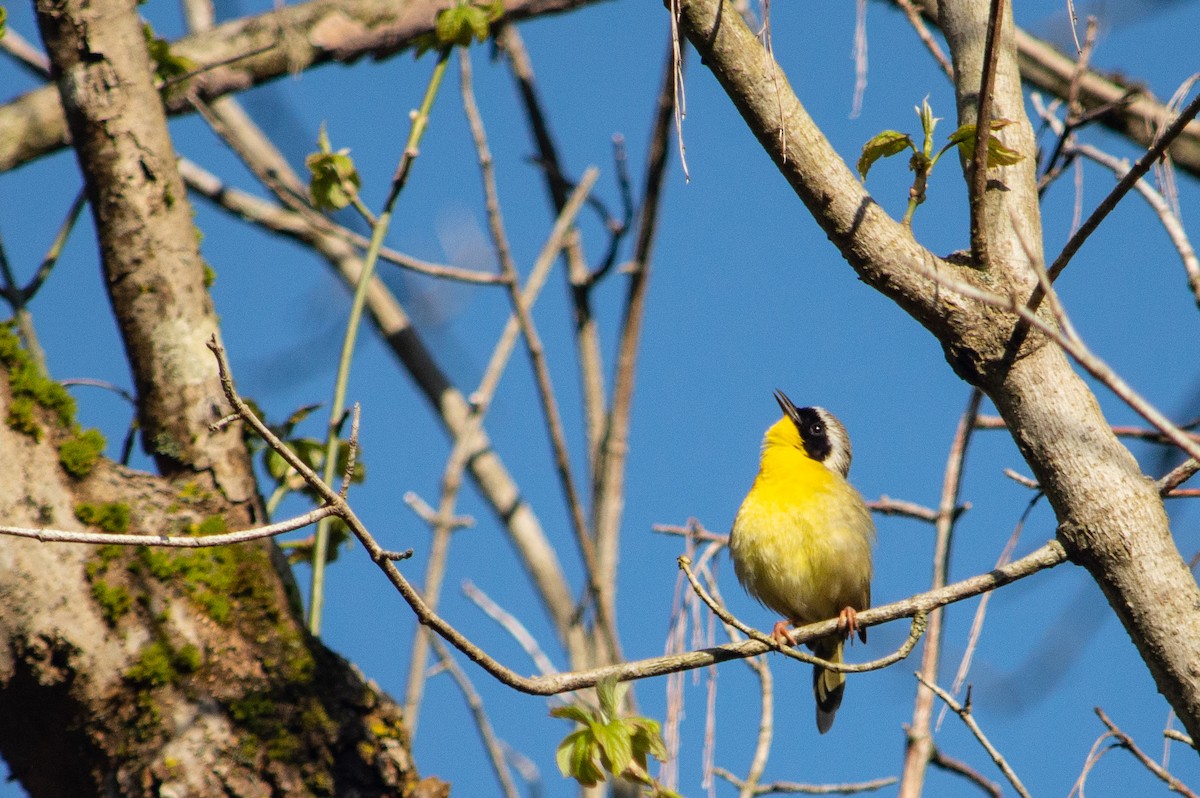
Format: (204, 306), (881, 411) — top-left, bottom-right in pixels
(773, 389), (802, 424)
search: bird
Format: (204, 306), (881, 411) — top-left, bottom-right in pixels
(730, 389), (875, 734)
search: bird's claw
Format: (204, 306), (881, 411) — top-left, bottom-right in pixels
(771, 620), (797, 647)
(838, 606), (866, 644)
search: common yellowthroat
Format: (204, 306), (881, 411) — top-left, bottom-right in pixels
(730, 390), (875, 734)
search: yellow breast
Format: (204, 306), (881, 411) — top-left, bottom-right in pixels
(730, 442), (874, 626)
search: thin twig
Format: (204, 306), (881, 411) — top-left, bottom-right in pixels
(180, 159), (501, 284)
(1, 506), (337, 547)
(712, 768), (897, 795)
(309, 47), (453, 635)
(967, 0), (1006, 267)
(697, 564), (773, 798)
(893, 0), (952, 80)
(590, 35), (677, 668)
(908, 241), (1200, 467)
(403, 169), (600, 730)
(653, 521), (731, 545)
(462, 580), (559, 678)
(680, 556), (929, 674)
(1069, 731), (1120, 798)
(457, 47), (614, 659)
(428, 636), (522, 798)
(1165, 729), (1195, 748)
(1073, 142), (1200, 307)
(976, 413), (1200, 445)
(900, 389), (982, 795)
(1, 28), (52, 77)
(939, 492), (1039, 731)
(1046, 88), (1200, 285)
(1033, 94), (1200, 306)
(929, 747), (1001, 798)
(1095, 708), (1200, 798)
(917, 677), (1032, 798)
(495, 24), (609, 474)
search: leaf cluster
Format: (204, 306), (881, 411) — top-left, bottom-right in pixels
(857, 98), (1023, 226)
(414, 0), (503, 55)
(306, 124), (362, 212)
(552, 679), (680, 797)
(858, 100), (1023, 181)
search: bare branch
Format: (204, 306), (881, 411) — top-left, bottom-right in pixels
(428, 637), (522, 798)
(403, 167), (600, 729)
(462, 580), (560, 678)
(0, 506), (336, 548)
(929, 747), (1001, 798)
(457, 48), (611, 656)
(917, 678), (1031, 798)
(1165, 729), (1195, 748)
(1046, 88), (1200, 284)
(893, 0), (952, 79)
(900, 389), (983, 796)
(712, 768), (898, 795)
(1095, 708), (1200, 798)
(967, 0), (1006, 267)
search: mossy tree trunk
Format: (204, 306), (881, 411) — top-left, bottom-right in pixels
(0, 0), (447, 792)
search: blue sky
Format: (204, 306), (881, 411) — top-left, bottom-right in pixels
(3, 0), (1200, 795)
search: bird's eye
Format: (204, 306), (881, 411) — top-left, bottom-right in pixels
(810, 422), (823, 436)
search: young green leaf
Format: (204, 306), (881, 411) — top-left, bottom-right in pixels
(306, 124), (362, 211)
(984, 135), (1025, 167)
(549, 704), (596, 726)
(946, 119), (1024, 166)
(915, 96), (940, 141)
(594, 719), (634, 778)
(0, 6), (8, 40)
(556, 729), (604, 787)
(858, 130), (913, 181)
(433, 0), (502, 47)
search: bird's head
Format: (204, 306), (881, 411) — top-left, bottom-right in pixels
(764, 389), (853, 477)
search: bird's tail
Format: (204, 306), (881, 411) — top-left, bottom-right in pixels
(812, 637), (845, 734)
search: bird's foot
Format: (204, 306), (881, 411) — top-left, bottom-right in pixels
(770, 620), (796, 647)
(838, 606), (866, 644)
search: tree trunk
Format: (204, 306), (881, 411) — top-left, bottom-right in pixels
(0, 0), (448, 792)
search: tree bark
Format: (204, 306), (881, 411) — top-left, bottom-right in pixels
(0, 376), (443, 796)
(35, 0), (257, 506)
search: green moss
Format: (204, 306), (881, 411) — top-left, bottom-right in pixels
(228, 691), (326, 766)
(6, 397), (42, 440)
(132, 690), (162, 741)
(134, 532), (244, 625)
(177, 481), (212, 504)
(59, 428), (106, 478)
(369, 716), (406, 741)
(193, 514), (227, 537)
(92, 579), (133, 625)
(174, 644), (202, 674)
(127, 641), (176, 687)
(74, 501), (131, 534)
(203, 263), (216, 288)
(0, 325), (78, 435)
